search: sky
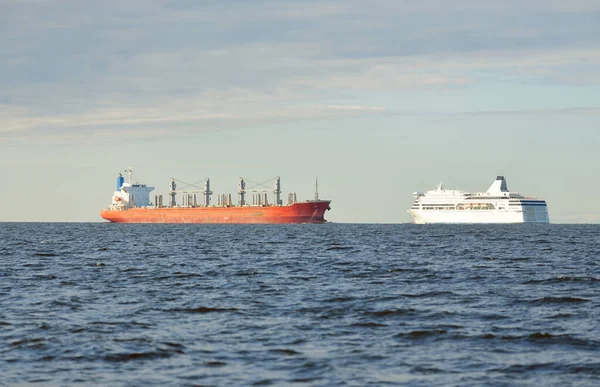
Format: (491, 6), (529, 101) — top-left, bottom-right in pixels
(1, 0), (599, 223)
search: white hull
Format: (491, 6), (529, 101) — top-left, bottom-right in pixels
(408, 208), (549, 224)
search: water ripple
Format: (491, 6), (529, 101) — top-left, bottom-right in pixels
(0, 223), (598, 385)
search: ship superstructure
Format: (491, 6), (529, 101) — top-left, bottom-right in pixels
(101, 168), (331, 224)
(110, 167), (155, 208)
(407, 176), (549, 224)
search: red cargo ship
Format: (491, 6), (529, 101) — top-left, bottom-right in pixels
(100, 168), (331, 224)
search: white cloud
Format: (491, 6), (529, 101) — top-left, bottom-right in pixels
(1, 0), (599, 141)
(0, 86), (391, 141)
(328, 105), (386, 111)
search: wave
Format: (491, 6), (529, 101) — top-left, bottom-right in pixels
(350, 322), (388, 328)
(268, 348), (301, 356)
(166, 306), (239, 313)
(524, 276), (600, 284)
(174, 272), (203, 278)
(401, 291), (456, 298)
(204, 361), (227, 367)
(394, 329), (448, 339)
(364, 308), (416, 317)
(103, 349), (182, 362)
(495, 362), (600, 375)
(483, 332), (600, 348)
(323, 296), (356, 303)
(527, 297), (589, 304)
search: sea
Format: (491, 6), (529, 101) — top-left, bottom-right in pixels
(0, 223), (599, 386)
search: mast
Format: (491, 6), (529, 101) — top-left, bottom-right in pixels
(314, 177), (319, 201)
(273, 176), (282, 206)
(169, 178), (177, 207)
(238, 177), (246, 206)
(203, 178), (212, 207)
(125, 167), (133, 184)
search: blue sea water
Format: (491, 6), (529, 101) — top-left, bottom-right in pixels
(0, 223), (599, 386)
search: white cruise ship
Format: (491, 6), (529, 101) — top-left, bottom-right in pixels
(407, 176), (549, 224)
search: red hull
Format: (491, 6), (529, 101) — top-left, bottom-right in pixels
(100, 201), (331, 224)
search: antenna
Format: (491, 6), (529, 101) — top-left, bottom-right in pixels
(124, 167), (133, 184)
(314, 177), (319, 201)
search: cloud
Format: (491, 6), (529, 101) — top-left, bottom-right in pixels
(0, 86), (391, 141)
(328, 105), (386, 111)
(1, 0), (599, 141)
(454, 106), (600, 117)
